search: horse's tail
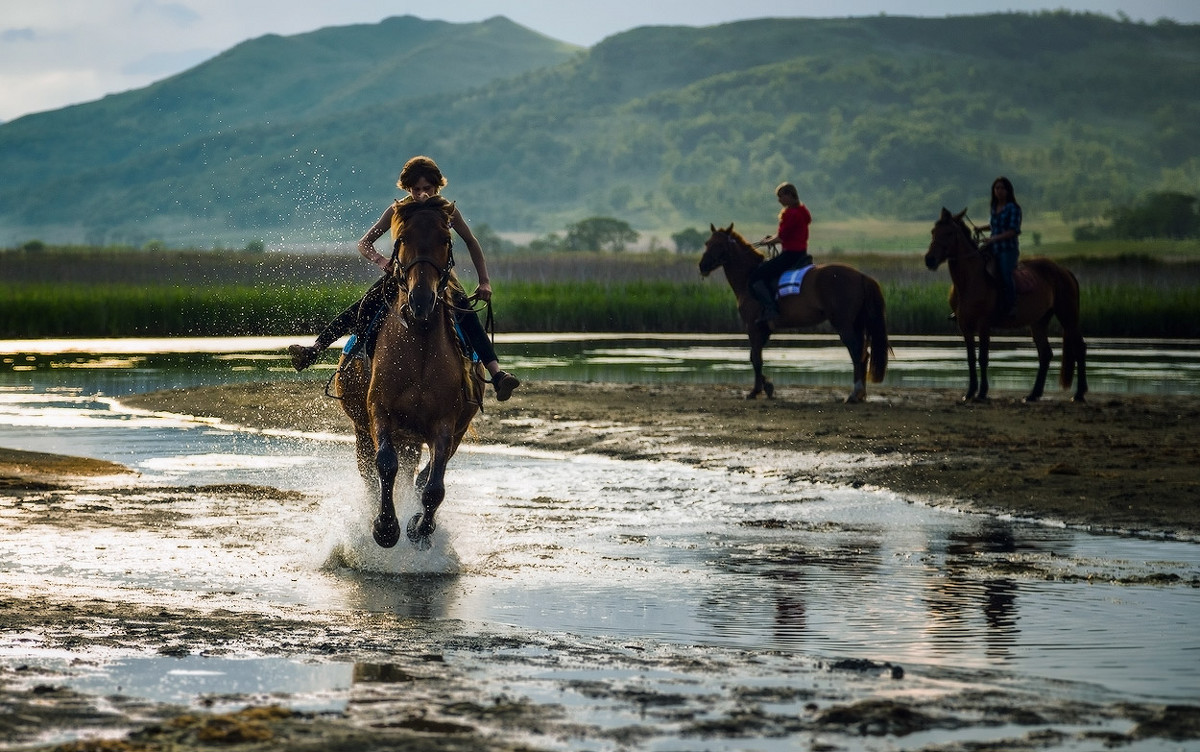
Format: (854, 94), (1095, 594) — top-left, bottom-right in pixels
(1043, 262), (1086, 391)
(862, 274), (889, 383)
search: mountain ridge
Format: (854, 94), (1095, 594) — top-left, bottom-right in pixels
(0, 11), (1196, 246)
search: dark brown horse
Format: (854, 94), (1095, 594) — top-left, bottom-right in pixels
(334, 201), (484, 549)
(699, 223), (889, 402)
(925, 207), (1087, 403)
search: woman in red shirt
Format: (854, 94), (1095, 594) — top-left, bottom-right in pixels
(749, 182), (813, 324)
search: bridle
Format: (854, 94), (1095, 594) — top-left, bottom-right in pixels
(932, 213), (986, 262)
(703, 230), (756, 269)
(390, 210), (455, 321)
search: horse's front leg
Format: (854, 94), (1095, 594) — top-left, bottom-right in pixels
(962, 332), (979, 402)
(746, 330), (774, 399)
(976, 330), (992, 402)
(407, 433), (450, 550)
(373, 432), (402, 548)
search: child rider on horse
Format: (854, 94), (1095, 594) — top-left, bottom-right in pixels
(287, 155), (521, 401)
(749, 182), (813, 325)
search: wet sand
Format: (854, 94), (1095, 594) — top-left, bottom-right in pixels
(121, 379), (1200, 539)
(3, 379), (1200, 750)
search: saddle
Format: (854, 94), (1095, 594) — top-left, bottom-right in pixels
(983, 253), (1036, 294)
(345, 281), (475, 364)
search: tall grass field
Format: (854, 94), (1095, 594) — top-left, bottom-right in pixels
(2, 247), (1198, 338)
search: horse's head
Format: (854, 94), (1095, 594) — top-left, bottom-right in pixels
(392, 201), (455, 322)
(925, 207), (974, 271)
(699, 223), (749, 276)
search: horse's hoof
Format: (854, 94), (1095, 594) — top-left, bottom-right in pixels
(373, 514), (401, 548)
(1022, 394), (1042, 404)
(406, 513), (435, 551)
(764, 383), (775, 399)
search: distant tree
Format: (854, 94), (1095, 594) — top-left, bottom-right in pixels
(1108, 192), (1200, 239)
(244, 239), (266, 253)
(527, 232), (564, 253)
(19, 240), (46, 253)
(671, 227), (707, 254)
(143, 239), (167, 253)
(470, 223), (516, 255)
(564, 217), (639, 252)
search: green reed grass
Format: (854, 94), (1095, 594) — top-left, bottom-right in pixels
(0, 283), (362, 338)
(2, 278), (1197, 339)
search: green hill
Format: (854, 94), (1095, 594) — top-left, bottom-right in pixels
(0, 11), (1196, 247)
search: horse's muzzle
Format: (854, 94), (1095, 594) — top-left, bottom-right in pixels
(924, 252), (941, 271)
(407, 288), (438, 321)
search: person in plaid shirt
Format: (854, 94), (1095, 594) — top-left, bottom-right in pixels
(980, 176), (1022, 319)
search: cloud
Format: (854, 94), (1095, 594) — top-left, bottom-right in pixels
(1, 28), (38, 43)
(133, 1), (202, 28)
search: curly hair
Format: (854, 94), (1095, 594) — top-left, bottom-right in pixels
(397, 155), (447, 190)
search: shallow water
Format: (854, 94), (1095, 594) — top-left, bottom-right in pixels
(3, 333), (1200, 396)
(1, 340), (1199, 749)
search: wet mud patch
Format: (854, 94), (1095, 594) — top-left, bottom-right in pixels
(1, 578), (1199, 751)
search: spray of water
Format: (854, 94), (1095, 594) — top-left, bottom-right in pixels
(315, 465), (463, 576)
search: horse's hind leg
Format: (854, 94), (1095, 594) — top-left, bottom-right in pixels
(1069, 331), (1088, 402)
(837, 325), (867, 404)
(1024, 317), (1054, 403)
(353, 428), (377, 485)
(407, 433), (451, 550)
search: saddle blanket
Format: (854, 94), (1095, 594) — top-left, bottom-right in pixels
(776, 264), (814, 298)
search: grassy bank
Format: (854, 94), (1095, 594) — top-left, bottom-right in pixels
(2, 247), (1198, 338)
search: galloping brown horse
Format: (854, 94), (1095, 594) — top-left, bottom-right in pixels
(925, 207), (1087, 403)
(699, 224), (888, 402)
(334, 200), (484, 549)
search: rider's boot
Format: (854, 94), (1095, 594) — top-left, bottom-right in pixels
(750, 280), (779, 325)
(492, 371), (521, 401)
(288, 344), (323, 371)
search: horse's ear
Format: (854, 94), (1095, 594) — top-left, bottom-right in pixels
(710, 223), (717, 233)
(727, 223), (735, 233)
(954, 207), (968, 221)
(940, 207), (951, 219)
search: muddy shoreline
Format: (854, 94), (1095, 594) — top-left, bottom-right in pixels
(117, 379), (1200, 540)
(4, 379), (1200, 750)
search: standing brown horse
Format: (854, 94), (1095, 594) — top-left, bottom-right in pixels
(925, 207), (1087, 403)
(699, 223), (888, 402)
(333, 201), (484, 549)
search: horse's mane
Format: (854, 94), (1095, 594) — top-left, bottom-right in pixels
(393, 195), (454, 226)
(722, 225), (765, 262)
(938, 209), (978, 249)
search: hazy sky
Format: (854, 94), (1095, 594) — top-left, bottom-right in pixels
(1, 0), (1196, 122)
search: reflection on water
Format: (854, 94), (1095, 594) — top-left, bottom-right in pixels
(0, 338), (1199, 714)
(2, 334), (1199, 395)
